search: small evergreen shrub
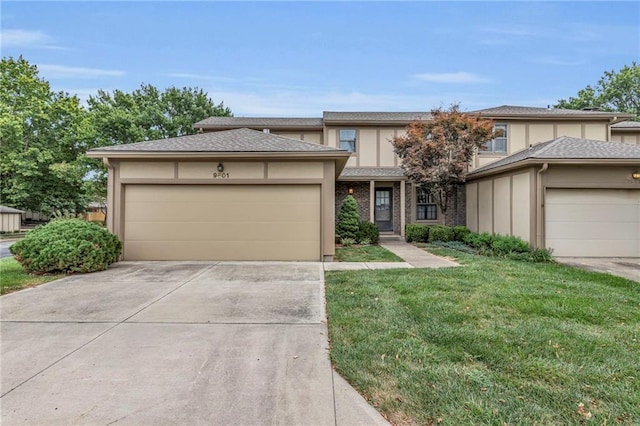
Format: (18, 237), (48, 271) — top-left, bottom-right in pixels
(10, 219), (122, 274)
(358, 221), (380, 245)
(428, 225), (454, 243)
(336, 195), (361, 241)
(463, 232), (496, 251)
(405, 224), (430, 243)
(452, 226), (471, 242)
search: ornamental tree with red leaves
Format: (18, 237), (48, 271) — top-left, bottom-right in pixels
(392, 105), (496, 225)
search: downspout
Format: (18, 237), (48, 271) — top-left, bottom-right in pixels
(535, 163), (549, 249)
(103, 158), (115, 232)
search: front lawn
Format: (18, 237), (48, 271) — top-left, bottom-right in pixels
(0, 257), (64, 295)
(326, 247), (640, 425)
(334, 245), (403, 262)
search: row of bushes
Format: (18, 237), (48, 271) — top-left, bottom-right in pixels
(405, 224), (553, 263)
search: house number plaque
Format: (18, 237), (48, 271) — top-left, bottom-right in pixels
(213, 172), (230, 179)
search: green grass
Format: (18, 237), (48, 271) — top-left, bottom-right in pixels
(0, 257), (63, 295)
(326, 247), (640, 425)
(335, 245), (404, 262)
(0, 231), (28, 240)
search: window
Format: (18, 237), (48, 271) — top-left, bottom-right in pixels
(339, 129), (356, 152)
(416, 187), (437, 220)
(480, 124), (507, 154)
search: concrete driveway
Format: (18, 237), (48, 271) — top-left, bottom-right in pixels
(557, 258), (640, 282)
(1, 261), (387, 425)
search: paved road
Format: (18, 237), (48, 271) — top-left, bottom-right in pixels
(0, 241), (15, 259)
(0, 261), (388, 425)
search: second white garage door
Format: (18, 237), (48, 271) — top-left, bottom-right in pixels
(123, 185), (321, 261)
(545, 188), (640, 257)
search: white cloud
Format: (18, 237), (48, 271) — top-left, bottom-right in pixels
(38, 64), (125, 79)
(1, 29), (61, 49)
(412, 72), (490, 84)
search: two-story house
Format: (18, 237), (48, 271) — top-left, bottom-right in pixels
(88, 105), (640, 261)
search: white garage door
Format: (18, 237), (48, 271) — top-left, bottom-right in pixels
(545, 188), (640, 257)
(123, 185), (321, 261)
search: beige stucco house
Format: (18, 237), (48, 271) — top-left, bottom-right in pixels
(88, 105), (640, 261)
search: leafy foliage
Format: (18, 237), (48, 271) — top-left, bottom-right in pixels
(357, 221), (380, 245)
(1, 56), (93, 213)
(336, 195), (361, 240)
(428, 225), (454, 242)
(10, 219), (122, 274)
(405, 224), (430, 243)
(452, 225), (471, 241)
(555, 62), (640, 120)
(392, 105), (495, 224)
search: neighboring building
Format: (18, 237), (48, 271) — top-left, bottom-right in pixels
(0, 206), (24, 233)
(88, 105), (640, 261)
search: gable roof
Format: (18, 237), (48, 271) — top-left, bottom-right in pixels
(0, 205), (24, 214)
(193, 117), (323, 130)
(470, 105), (633, 122)
(469, 136), (640, 178)
(87, 128), (345, 154)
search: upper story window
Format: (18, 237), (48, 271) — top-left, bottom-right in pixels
(339, 129), (357, 152)
(416, 187), (437, 221)
(480, 124), (507, 154)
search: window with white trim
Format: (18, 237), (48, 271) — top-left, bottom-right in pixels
(480, 124), (507, 154)
(339, 129), (356, 152)
(416, 187), (437, 220)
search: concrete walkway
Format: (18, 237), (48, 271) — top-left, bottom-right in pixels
(325, 239), (460, 271)
(1, 261), (388, 425)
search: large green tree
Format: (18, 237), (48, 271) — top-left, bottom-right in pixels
(1, 56), (92, 214)
(84, 84), (232, 203)
(555, 62), (640, 120)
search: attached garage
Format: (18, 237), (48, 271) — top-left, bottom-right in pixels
(87, 128), (350, 261)
(124, 184), (321, 261)
(466, 136), (640, 258)
(545, 189), (639, 257)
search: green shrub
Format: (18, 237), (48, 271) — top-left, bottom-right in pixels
(428, 225), (454, 243)
(357, 221), (380, 245)
(336, 195), (361, 241)
(405, 224), (430, 243)
(463, 232), (496, 251)
(430, 240), (479, 254)
(10, 219), (122, 274)
(491, 235), (530, 256)
(452, 226), (471, 242)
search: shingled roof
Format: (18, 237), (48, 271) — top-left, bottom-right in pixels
(611, 120), (640, 128)
(470, 105), (632, 122)
(193, 117), (323, 130)
(339, 167), (406, 179)
(88, 128), (346, 154)
(469, 136), (640, 177)
(323, 111), (431, 123)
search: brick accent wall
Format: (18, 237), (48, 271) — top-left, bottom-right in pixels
(392, 182), (401, 234)
(404, 182), (412, 228)
(335, 182), (370, 223)
(443, 184), (466, 226)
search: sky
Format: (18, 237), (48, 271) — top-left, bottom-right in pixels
(1, 1), (639, 117)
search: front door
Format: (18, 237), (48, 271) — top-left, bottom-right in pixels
(374, 188), (393, 231)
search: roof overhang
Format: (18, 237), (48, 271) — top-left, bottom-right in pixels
(194, 124), (324, 131)
(86, 150), (352, 179)
(338, 175), (407, 182)
(467, 158), (640, 180)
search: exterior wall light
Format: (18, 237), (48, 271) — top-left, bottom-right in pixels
(217, 163), (224, 172)
(632, 171), (640, 180)
(348, 187), (354, 195)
